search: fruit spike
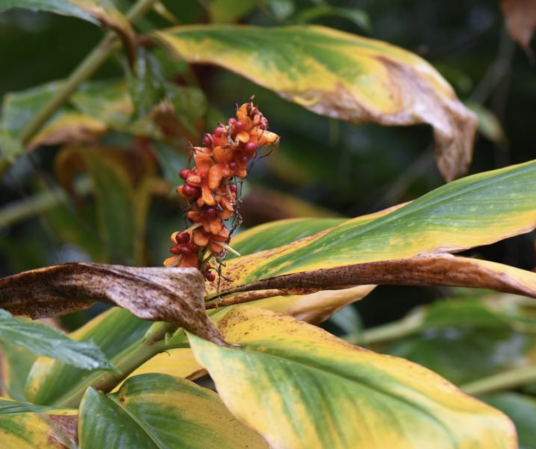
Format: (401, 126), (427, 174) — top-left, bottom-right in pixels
(164, 99), (280, 282)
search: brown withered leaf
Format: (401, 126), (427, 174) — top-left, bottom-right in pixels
(0, 263), (225, 345)
(502, 0), (536, 53)
(223, 254), (536, 300)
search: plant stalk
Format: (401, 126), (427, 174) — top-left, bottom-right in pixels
(346, 312), (423, 345)
(461, 364), (536, 396)
(0, 0), (160, 177)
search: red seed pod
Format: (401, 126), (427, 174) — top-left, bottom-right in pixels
(179, 245), (193, 255)
(213, 126), (224, 137)
(229, 161), (237, 171)
(205, 271), (216, 282)
(235, 121), (244, 132)
(230, 184), (237, 192)
(179, 169), (191, 180)
(205, 207), (218, 219)
(170, 246), (181, 254)
(228, 118), (237, 127)
(175, 231), (190, 244)
(244, 142), (257, 154)
(240, 155), (249, 164)
(182, 184), (200, 197)
(203, 133), (213, 147)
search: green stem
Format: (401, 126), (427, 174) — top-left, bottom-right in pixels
(0, 0), (160, 177)
(461, 364), (536, 396)
(346, 312), (422, 345)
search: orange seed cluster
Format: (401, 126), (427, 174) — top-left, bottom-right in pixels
(164, 100), (280, 281)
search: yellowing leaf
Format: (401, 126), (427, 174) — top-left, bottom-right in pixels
(111, 348), (206, 392)
(0, 397), (77, 449)
(210, 159), (536, 296)
(189, 306), (516, 449)
(28, 113), (107, 150)
(155, 24), (477, 181)
(79, 374), (268, 448)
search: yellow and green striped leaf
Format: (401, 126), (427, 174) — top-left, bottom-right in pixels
(79, 374), (268, 449)
(189, 306), (517, 449)
(25, 308), (154, 407)
(155, 24), (477, 181)
(212, 159), (536, 296)
(0, 397), (76, 449)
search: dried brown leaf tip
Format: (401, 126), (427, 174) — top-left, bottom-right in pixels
(164, 99), (280, 280)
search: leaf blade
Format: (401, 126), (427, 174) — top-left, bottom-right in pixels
(155, 24), (477, 181)
(189, 306), (516, 449)
(0, 309), (114, 371)
(79, 374), (268, 449)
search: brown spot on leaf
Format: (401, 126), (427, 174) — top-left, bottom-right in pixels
(47, 414), (78, 447)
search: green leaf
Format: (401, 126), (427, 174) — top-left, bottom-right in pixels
(0, 341), (37, 401)
(189, 306), (516, 449)
(25, 308), (154, 407)
(0, 309), (114, 372)
(0, 81), (61, 137)
(128, 48), (167, 120)
(0, 128), (24, 163)
(155, 24), (477, 181)
(229, 217), (343, 259)
(483, 393), (536, 449)
(70, 79), (134, 130)
(79, 374), (268, 449)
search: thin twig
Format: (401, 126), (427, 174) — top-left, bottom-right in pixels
(462, 364), (536, 396)
(0, 0), (161, 178)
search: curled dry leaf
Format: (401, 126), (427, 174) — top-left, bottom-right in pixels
(155, 25), (477, 181)
(0, 263), (224, 345)
(501, 0), (536, 53)
(224, 254), (536, 300)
